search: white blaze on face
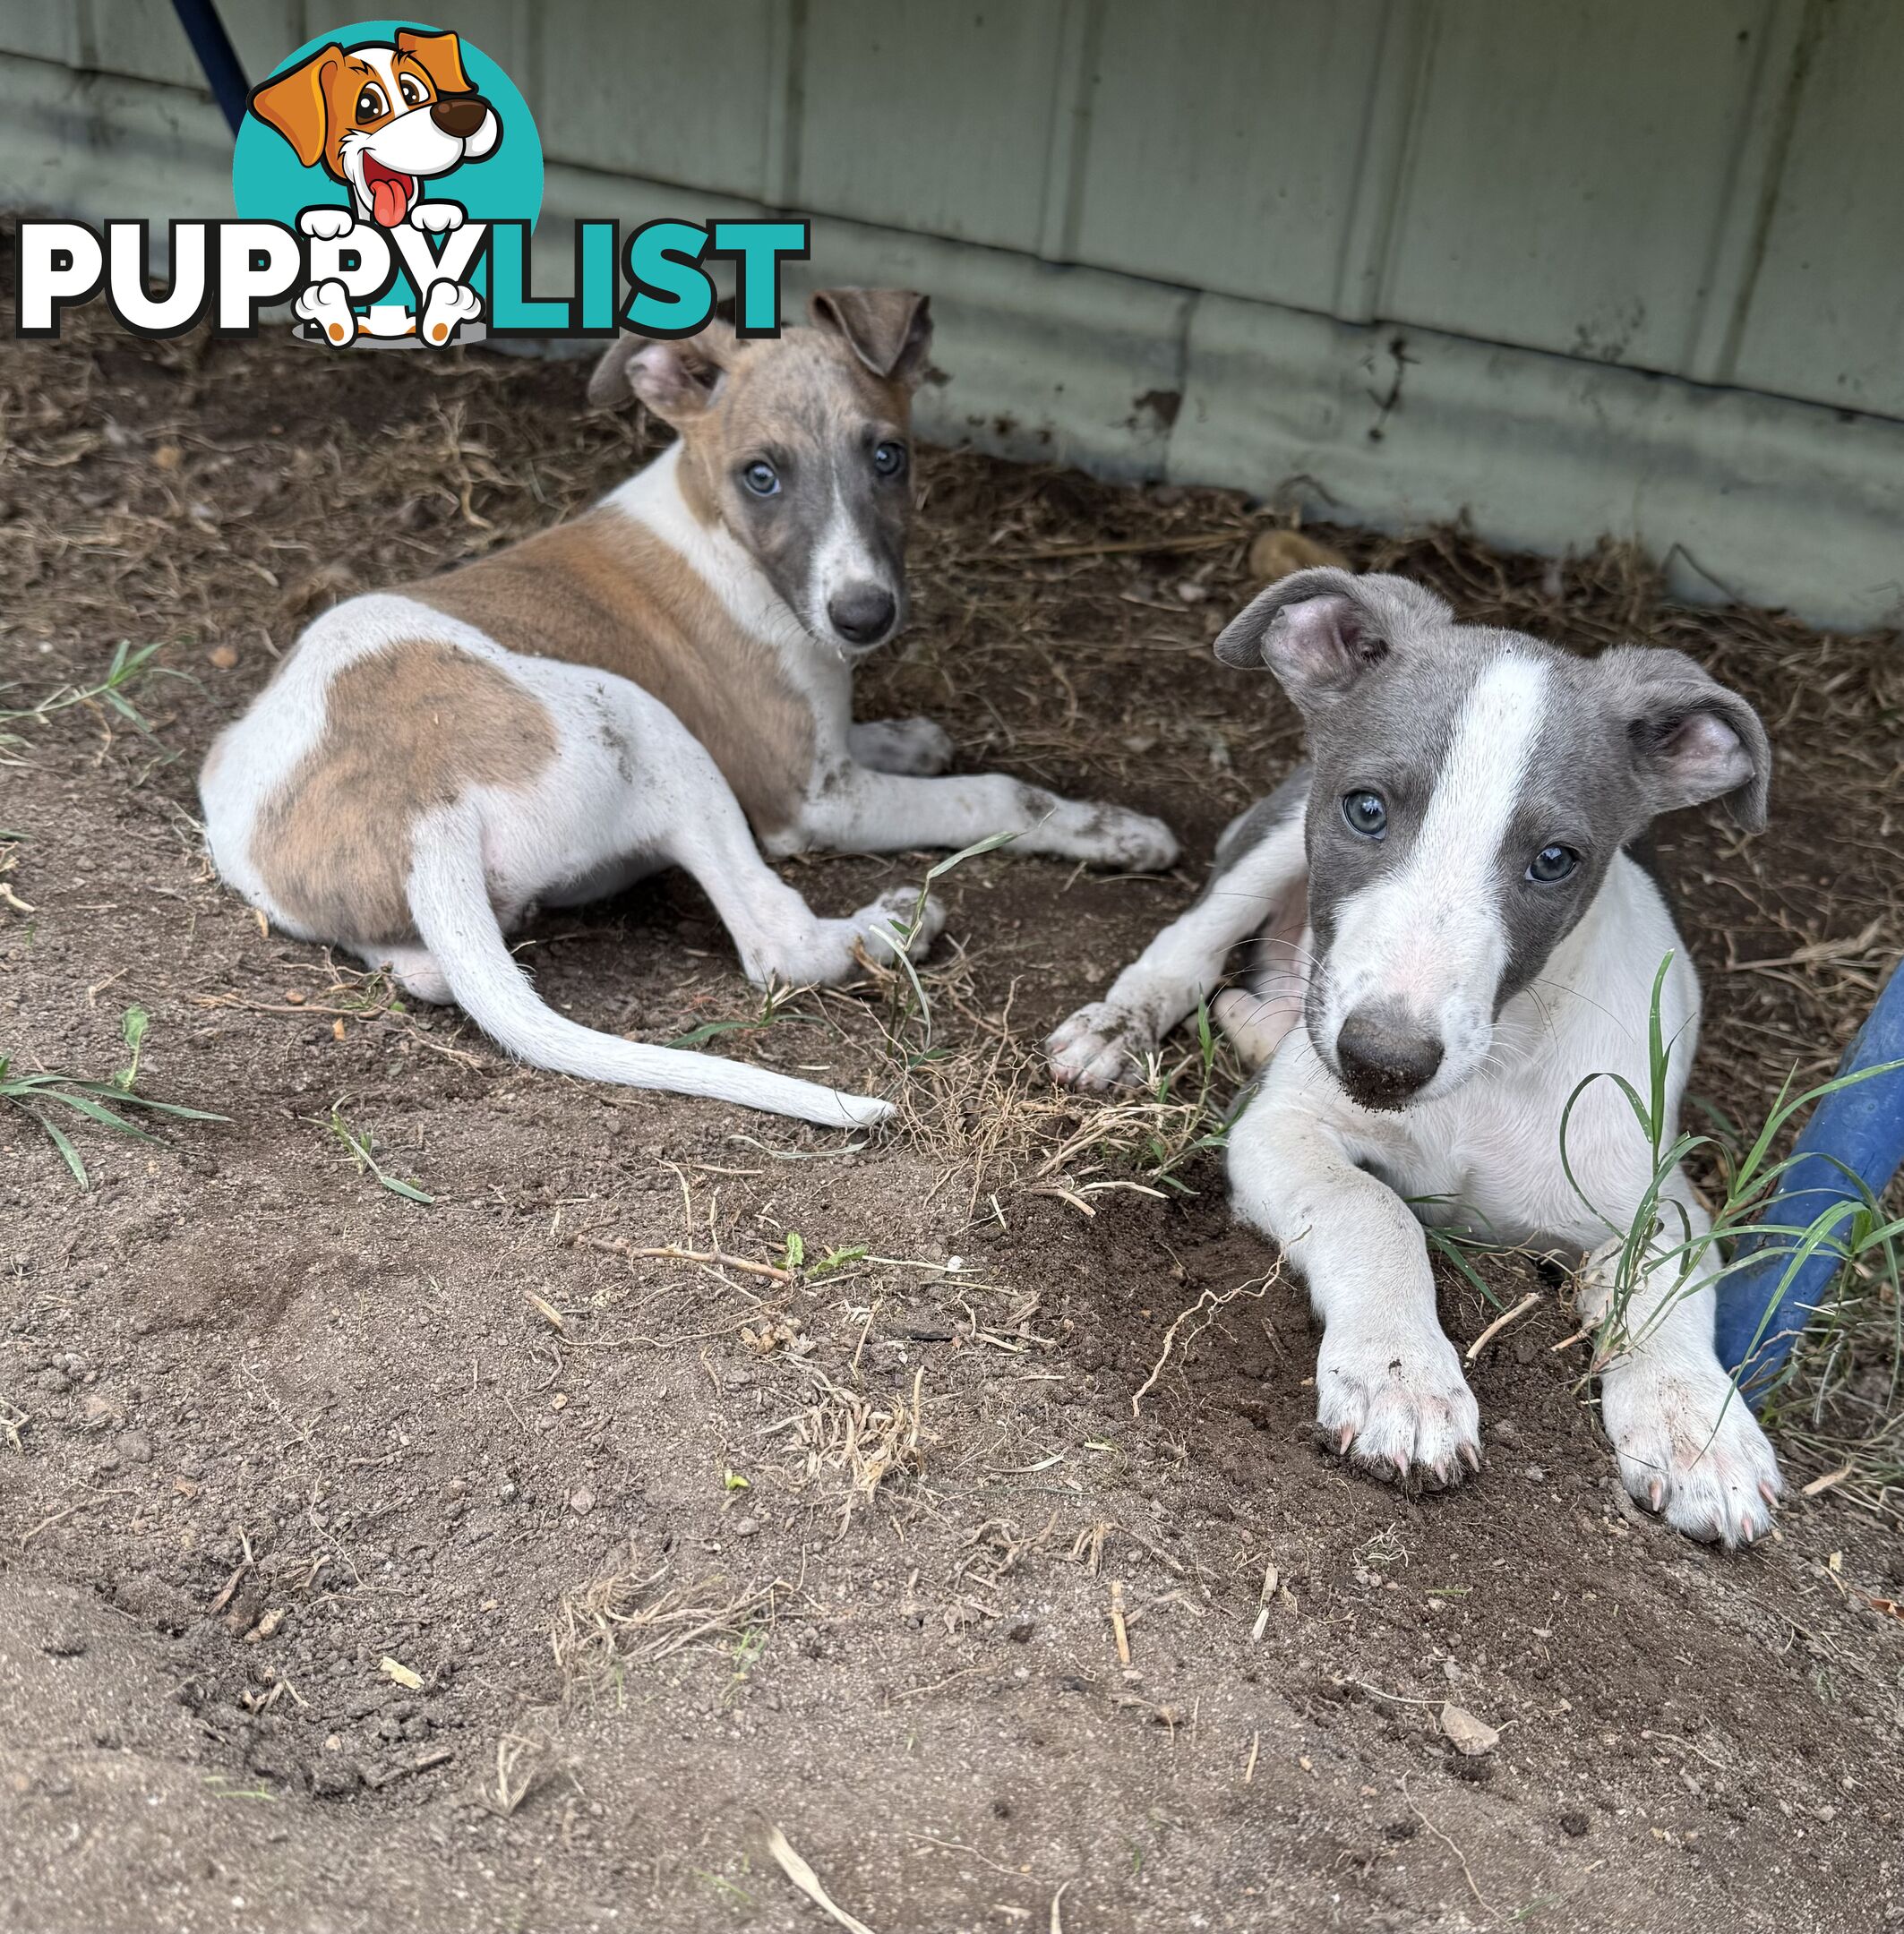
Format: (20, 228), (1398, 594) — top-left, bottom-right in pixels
(1322, 654), (1548, 1086)
(806, 477), (888, 644)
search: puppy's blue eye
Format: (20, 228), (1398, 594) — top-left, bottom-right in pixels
(1342, 790), (1386, 838)
(872, 441), (906, 478)
(1528, 843), (1580, 884)
(742, 460), (779, 497)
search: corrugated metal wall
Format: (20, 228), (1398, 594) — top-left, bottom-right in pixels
(3, 1), (1900, 626)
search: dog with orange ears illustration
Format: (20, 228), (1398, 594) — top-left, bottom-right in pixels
(248, 27), (500, 344)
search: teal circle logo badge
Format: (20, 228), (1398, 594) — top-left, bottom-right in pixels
(233, 20), (543, 348)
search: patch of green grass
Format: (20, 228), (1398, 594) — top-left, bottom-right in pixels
(201, 1774), (276, 1801)
(1130, 997), (1237, 1193)
(1419, 1219), (1514, 1311)
(0, 640), (175, 755)
(320, 1101), (434, 1204)
(1, 1008), (226, 1190)
(692, 1870), (756, 1913)
(881, 829), (1021, 1057)
(1042, 998), (1239, 1203)
(778, 1230), (877, 1278)
(722, 1623), (768, 1705)
(665, 978), (807, 1049)
(1562, 953), (1904, 1487)
(115, 1004), (150, 1091)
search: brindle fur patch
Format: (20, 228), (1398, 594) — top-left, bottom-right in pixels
(412, 509), (816, 833)
(253, 641), (555, 945)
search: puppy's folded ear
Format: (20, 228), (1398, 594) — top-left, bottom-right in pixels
(1214, 568), (1451, 713)
(587, 322), (736, 417)
(247, 45), (342, 168)
(809, 288), (932, 386)
(585, 336), (644, 409)
(395, 27), (474, 96)
(1599, 646), (1771, 828)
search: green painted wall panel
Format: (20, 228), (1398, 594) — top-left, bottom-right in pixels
(1728, 0), (1904, 417)
(1069, 0), (1393, 309)
(0, 4), (85, 68)
(1382, 0), (1774, 372)
(533, 0), (779, 199)
(794, 0), (1070, 252)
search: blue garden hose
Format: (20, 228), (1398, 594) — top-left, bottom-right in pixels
(170, 0), (248, 135)
(1718, 958), (1904, 1401)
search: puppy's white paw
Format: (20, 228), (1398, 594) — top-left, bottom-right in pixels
(419, 279), (483, 346)
(1212, 985), (1299, 1070)
(299, 207), (355, 241)
(295, 278), (357, 346)
(853, 718), (956, 776)
(1316, 1324), (1483, 1489)
(1600, 1356), (1781, 1549)
(855, 886), (945, 967)
(409, 200), (467, 234)
(1076, 807), (1180, 873)
(1046, 1002), (1153, 1092)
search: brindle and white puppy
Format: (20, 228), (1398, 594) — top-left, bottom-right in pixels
(202, 291), (1177, 1128)
(1049, 569), (1782, 1548)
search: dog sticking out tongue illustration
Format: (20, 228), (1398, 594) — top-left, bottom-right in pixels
(248, 28), (501, 229)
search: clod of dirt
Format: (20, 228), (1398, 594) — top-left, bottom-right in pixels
(1439, 1702), (1501, 1757)
(1246, 526), (1350, 582)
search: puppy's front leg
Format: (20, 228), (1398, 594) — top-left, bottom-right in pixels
(785, 764), (1178, 871)
(1049, 792), (1307, 1091)
(1577, 1173), (1781, 1547)
(1229, 1077), (1481, 1485)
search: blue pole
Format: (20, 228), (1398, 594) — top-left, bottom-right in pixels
(170, 0), (249, 136)
(1717, 958), (1904, 1401)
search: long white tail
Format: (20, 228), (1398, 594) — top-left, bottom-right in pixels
(407, 817), (891, 1130)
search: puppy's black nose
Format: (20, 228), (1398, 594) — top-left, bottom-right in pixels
(1334, 1005), (1443, 1109)
(431, 95), (489, 138)
(828, 584), (897, 646)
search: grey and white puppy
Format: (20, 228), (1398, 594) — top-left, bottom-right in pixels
(1049, 569), (1782, 1549)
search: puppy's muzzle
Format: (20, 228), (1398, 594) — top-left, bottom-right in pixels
(1333, 1002), (1443, 1110)
(431, 94), (491, 139)
(828, 582), (899, 650)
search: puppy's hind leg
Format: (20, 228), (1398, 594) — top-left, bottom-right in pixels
(361, 943), (453, 1006)
(1212, 899), (1313, 1070)
(653, 732), (943, 986)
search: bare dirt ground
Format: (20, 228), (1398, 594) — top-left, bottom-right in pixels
(3, 291), (1903, 1934)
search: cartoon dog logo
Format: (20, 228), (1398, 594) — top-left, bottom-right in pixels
(247, 27), (501, 347)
